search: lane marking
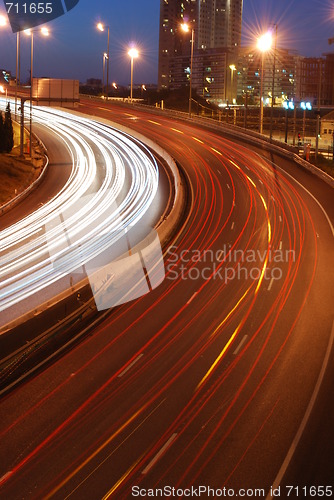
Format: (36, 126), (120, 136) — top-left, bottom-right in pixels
(233, 335), (248, 355)
(279, 215), (282, 222)
(211, 147), (222, 156)
(187, 292), (198, 305)
(254, 152), (334, 498)
(267, 277), (275, 291)
(192, 136), (204, 144)
(279, 241), (283, 250)
(98, 106), (112, 112)
(46, 399), (166, 499)
(229, 159), (240, 170)
(227, 183), (231, 190)
(170, 128), (184, 134)
(267, 320), (334, 498)
(279, 164), (334, 236)
(142, 433), (178, 475)
(231, 222), (235, 230)
(118, 354), (144, 378)
(148, 120), (161, 126)
(73, 399), (166, 499)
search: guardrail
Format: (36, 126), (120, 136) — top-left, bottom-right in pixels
(128, 101), (334, 189)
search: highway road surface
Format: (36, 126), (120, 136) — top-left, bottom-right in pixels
(0, 101), (333, 499)
(0, 104), (168, 329)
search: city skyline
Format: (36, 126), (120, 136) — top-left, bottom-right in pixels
(0, 0), (334, 85)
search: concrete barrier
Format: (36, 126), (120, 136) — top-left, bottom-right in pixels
(0, 123), (49, 216)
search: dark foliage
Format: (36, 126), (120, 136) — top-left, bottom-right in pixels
(0, 104), (14, 153)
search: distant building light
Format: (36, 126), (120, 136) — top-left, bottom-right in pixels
(283, 100), (295, 110)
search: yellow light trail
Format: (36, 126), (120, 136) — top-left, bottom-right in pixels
(229, 159), (240, 169)
(44, 399), (151, 498)
(211, 147), (222, 156)
(209, 285), (252, 340)
(247, 176), (256, 188)
(102, 454), (145, 499)
(255, 193), (271, 294)
(197, 321), (243, 390)
(255, 256), (269, 295)
(192, 137), (204, 144)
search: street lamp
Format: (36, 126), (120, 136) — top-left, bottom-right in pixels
(181, 23), (194, 118)
(97, 23), (110, 100)
(229, 64), (236, 104)
(257, 31), (272, 134)
(128, 47), (139, 103)
(25, 26), (49, 156)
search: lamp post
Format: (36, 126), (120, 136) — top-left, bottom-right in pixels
(257, 31), (272, 134)
(181, 23), (194, 118)
(229, 64), (236, 104)
(97, 23), (110, 100)
(0, 16), (11, 109)
(15, 31), (22, 119)
(25, 26), (49, 156)
(102, 52), (108, 96)
(128, 48), (139, 103)
(269, 24), (277, 140)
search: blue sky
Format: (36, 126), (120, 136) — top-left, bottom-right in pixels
(1, 0), (334, 85)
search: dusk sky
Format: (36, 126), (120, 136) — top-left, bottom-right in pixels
(1, 0), (334, 85)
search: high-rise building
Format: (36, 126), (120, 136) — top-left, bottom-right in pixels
(237, 47), (298, 105)
(197, 0), (243, 51)
(158, 0), (197, 90)
(158, 0), (243, 103)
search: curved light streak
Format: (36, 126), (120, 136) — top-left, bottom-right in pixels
(0, 104), (159, 318)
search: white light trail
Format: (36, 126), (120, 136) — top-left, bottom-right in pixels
(0, 103), (160, 322)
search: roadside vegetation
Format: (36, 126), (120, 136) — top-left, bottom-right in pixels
(0, 155), (39, 206)
(0, 104), (14, 153)
(310, 155), (334, 178)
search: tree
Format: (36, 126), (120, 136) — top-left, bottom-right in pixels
(3, 103), (14, 153)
